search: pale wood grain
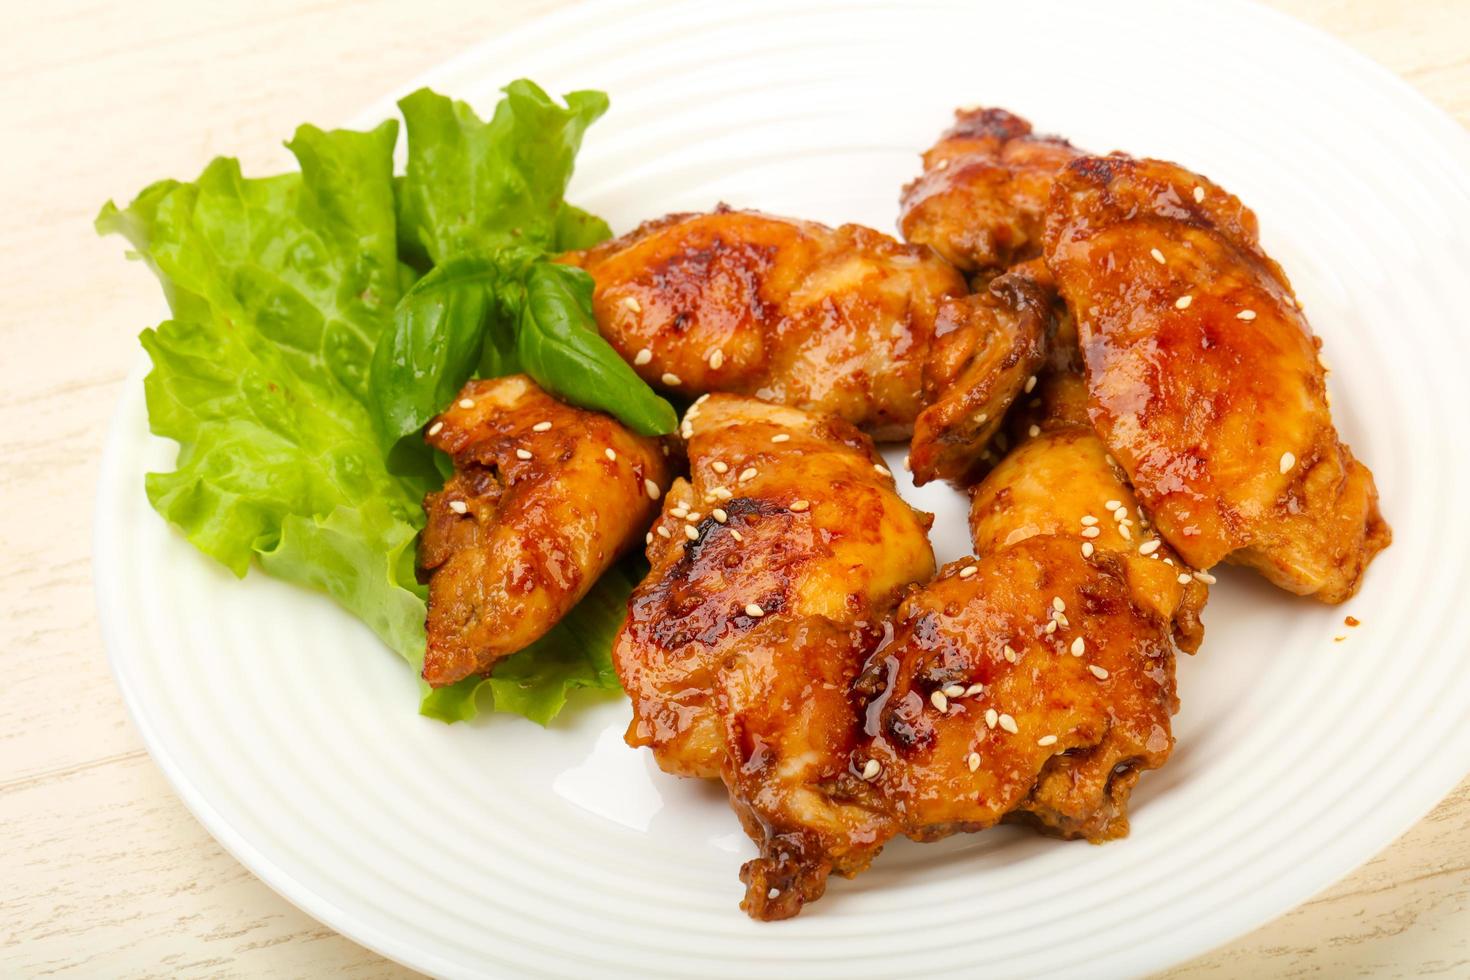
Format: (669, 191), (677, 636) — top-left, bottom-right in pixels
(2, 1), (1467, 976)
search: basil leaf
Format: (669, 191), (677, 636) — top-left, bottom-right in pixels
(516, 262), (679, 436)
(368, 257), (500, 455)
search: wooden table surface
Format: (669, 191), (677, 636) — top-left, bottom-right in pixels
(4, 1), (1469, 975)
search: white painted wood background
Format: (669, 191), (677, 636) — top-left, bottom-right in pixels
(3, 1), (1468, 975)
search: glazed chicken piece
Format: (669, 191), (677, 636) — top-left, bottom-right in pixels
(613, 394), (934, 919)
(899, 107), (1082, 273)
(907, 262), (1049, 487)
(1044, 154), (1390, 603)
(856, 372), (1205, 843)
(419, 375), (671, 687)
(562, 206), (1037, 485)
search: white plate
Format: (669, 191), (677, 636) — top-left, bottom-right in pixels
(96, 0), (1470, 976)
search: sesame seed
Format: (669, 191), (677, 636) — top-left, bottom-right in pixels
(1045, 620), (1058, 634)
(516, 448), (533, 460)
(1237, 309), (1257, 321)
(959, 565), (978, 579)
(656, 526), (671, 539)
(1080, 515), (1098, 526)
(458, 398), (475, 409)
(1279, 451), (1296, 474)
(670, 507), (688, 519)
(708, 349), (725, 369)
(1028, 424), (1041, 437)
(427, 421), (445, 437)
(605, 448), (617, 461)
(930, 690), (949, 712)
(1081, 542), (1095, 558)
(684, 525), (699, 541)
(1193, 185), (1205, 203)
(623, 296), (641, 313)
(680, 423), (693, 439)
(1178, 573), (1193, 584)
(685, 511), (700, 522)
(711, 461), (729, 474)
(1139, 539), (1161, 556)
(714, 487), (733, 500)
(449, 499), (468, 514)
(790, 499), (810, 512)
(1118, 525), (1132, 541)
(645, 479), (661, 499)
(1054, 612), (1069, 627)
(661, 372), (682, 386)
(739, 467), (758, 482)
(713, 508), (728, 523)
(1175, 294), (1193, 310)
(862, 758), (881, 780)
(976, 413), (989, 424)
(1195, 570), (1218, 585)
(1003, 645), (1019, 663)
(965, 683), (984, 697)
(634, 348), (653, 366)
(1150, 248), (1166, 264)
(1088, 664), (1109, 680)
(532, 421), (552, 432)
(1071, 637), (1085, 657)
(1024, 374), (1037, 393)
(745, 603), (765, 618)
(1105, 499), (1122, 510)
(771, 433), (790, 443)
(1038, 734), (1058, 747)
(944, 684), (966, 698)
(968, 752), (981, 772)
(985, 708), (999, 729)
(999, 713), (1019, 734)
(1081, 526), (1101, 539)
(645, 532), (653, 545)
(874, 464), (891, 477)
(730, 528), (744, 542)
(1052, 597), (1066, 612)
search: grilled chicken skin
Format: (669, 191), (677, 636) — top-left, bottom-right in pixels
(907, 261), (1050, 487)
(1043, 153), (1389, 603)
(899, 107), (1082, 273)
(613, 394), (934, 920)
(856, 371), (1204, 844)
(419, 375), (671, 687)
(562, 207), (1036, 484)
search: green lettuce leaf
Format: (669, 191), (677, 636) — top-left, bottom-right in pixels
(98, 122), (433, 665)
(554, 201), (614, 251)
(100, 89), (643, 725)
(397, 81), (609, 264)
